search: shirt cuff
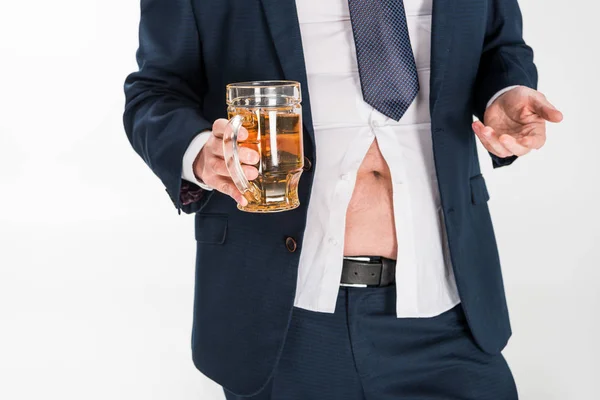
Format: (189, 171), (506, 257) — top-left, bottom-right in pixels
(182, 130), (214, 191)
(486, 85), (521, 109)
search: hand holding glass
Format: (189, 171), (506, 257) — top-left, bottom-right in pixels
(223, 81), (305, 213)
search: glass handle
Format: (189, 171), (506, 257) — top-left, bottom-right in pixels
(223, 115), (261, 202)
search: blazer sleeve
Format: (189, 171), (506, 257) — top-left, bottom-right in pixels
(123, 0), (213, 213)
(472, 0), (539, 168)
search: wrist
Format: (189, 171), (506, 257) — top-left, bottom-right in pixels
(486, 86), (521, 109)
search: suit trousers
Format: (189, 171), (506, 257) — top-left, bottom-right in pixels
(224, 285), (518, 399)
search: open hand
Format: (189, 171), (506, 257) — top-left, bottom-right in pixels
(472, 86), (563, 158)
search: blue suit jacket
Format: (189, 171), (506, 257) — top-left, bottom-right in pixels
(124, 0), (538, 396)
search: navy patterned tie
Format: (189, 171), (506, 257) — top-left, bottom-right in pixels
(347, 0), (420, 121)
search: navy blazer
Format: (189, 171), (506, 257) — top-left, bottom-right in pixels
(124, 0), (537, 396)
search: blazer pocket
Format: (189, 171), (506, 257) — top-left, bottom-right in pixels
(195, 214), (228, 244)
(470, 174), (490, 205)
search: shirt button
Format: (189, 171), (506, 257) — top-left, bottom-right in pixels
(285, 237), (297, 253)
(372, 121), (381, 128)
(328, 238), (338, 246)
(340, 174), (350, 181)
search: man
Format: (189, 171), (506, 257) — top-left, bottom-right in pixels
(124, 0), (562, 398)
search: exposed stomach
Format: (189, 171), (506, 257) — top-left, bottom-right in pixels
(344, 140), (397, 259)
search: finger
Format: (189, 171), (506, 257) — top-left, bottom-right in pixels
(518, 130), (547, 150)
(472, 120), (486, 135)
(205, 156), (259, 179)
(242, 165), (259, 180)
(209, 137), (224, 157)
(533, 97), (564, 123)
(472, 122), (496, 154)
(209, 176), (248, 207)
(205, 157), (230, 177)
(472, 122), (513, 158)
(474, 125), (509, 158)
(499, 134), (531, 157)
(213, 120), (249, 141)
(209, 139), (259, 164)
(238, 146), (260, 165)
(212, 119), (229, 138)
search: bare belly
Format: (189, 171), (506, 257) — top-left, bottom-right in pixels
(344, 139), (397, 259)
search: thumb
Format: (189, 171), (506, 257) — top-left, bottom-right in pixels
(532, 96), (564, 123)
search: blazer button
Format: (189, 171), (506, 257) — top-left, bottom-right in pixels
(302, 157), (312, 172)
(285, 237), (298, 253)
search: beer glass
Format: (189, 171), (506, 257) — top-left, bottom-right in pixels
(224, 81), (304, 213)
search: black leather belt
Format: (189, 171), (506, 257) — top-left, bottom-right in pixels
(340, 256), (396, 287)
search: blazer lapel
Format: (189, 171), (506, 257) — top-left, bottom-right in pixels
(430, 0), (456, 117)
(260, 0), (315, 143)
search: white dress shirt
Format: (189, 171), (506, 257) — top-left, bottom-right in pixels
(183, 0), (516, 318)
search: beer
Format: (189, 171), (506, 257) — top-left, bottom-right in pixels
(224, 81), (304, 213)
(227, 108), (304, 212)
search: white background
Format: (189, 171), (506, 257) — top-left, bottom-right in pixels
(0, 1), (598, 399)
